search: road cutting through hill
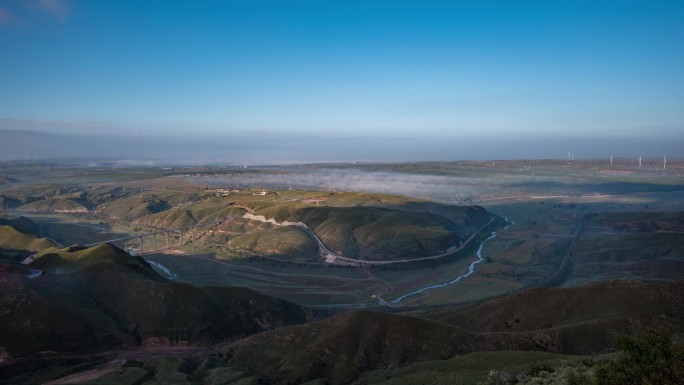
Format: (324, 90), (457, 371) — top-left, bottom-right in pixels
(241, 211), (496, 266)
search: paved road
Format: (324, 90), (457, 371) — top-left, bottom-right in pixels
(242, 211), (495, 266)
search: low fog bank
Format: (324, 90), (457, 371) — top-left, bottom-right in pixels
(192, 168), (556, 203)
(1, 129), (682, 165)
(194, 166), (684, 207)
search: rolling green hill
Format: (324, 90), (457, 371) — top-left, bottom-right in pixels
(98, 190), (490, 262)
(134, 198), (243, 228)
(283, 206), (465, 260)
(5, 185), (492, 263)
(0, 243), (308, 357)
(426, 280), (683, 331)
(217, 196), (489, 262)
(96, 195), (172, 221)
(2, 280), (680, 384)
(0, 224), (56, 261)
(214, 281), (683, 384)
(17, 196), (89, 213)
(222, 311), (489, 384)
(0, 216), (41, 235)
(240, 195), (490, 260)
(227, 226), (318, 259)
(0, 193), (37, 209)
(422, 280), (684, 354)
(0, 195), (22, 209)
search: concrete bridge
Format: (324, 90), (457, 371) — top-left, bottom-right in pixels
(85, 218), (228, 255)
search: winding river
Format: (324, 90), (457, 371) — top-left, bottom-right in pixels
(389, 217), (512, 305)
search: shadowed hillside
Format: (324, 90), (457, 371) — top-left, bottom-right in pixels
(425, 280), (683, 332)
(1, 280), (681, 384)
(211, 281), (683, 384)
(0, 216), (41, 235)
(97, 195), (172, 221)
(0, 243), (308, 357)
(16, 194), (90, 213)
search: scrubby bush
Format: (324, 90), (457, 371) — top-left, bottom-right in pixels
(563, 367), (593, 385)
(481, 325), (682, 385)
(593, 325), (684, 385)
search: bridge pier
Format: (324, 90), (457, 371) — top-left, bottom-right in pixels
(83, 218), (226, 253)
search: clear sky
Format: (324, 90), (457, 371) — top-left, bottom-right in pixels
(1, 0), (682, 163)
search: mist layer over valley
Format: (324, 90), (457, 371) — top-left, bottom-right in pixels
(2, 0), (683, 382)
(191, 161), (684, 205)
(1, 159), (683, 384)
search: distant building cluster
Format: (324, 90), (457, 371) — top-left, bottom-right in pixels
(205, 188), (270, 197)
(207, 188), (240, 197)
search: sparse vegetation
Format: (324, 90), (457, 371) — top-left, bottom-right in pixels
(593, 325), (684, 385)
(476, 325), (684, 385)
(1, 160), (683, 384)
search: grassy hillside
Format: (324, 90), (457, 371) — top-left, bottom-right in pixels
(286, 206), (464, 260)
(0, 243), (308, 356)
(102, 189), (489, 262)
(221, 311), (486, 385)
(237, 193), (489, 261)
(17, 196), (89, 213)
(0, 268), (132, 355)
(219, 309), (609, 384)
(360, 350), (585, 385)
(135, 198), (243, 228)
(31, 350), (585, 385)
(214, 281), (683, 384)
(0, 195), (22, 209)
(422, 280), (684, 353)
(227, 226), (318, 259)
(96, 195), (171, 221)
(0, 193), (37, 209)
(0, 215), (41, 234)
(567, 211), (684, 284)
(4, 183), (491, 263)
(0, 224), (55, 260)
(2, 281), (681, 385)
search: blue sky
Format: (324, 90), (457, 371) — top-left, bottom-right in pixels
(0, 1), (682, 162)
